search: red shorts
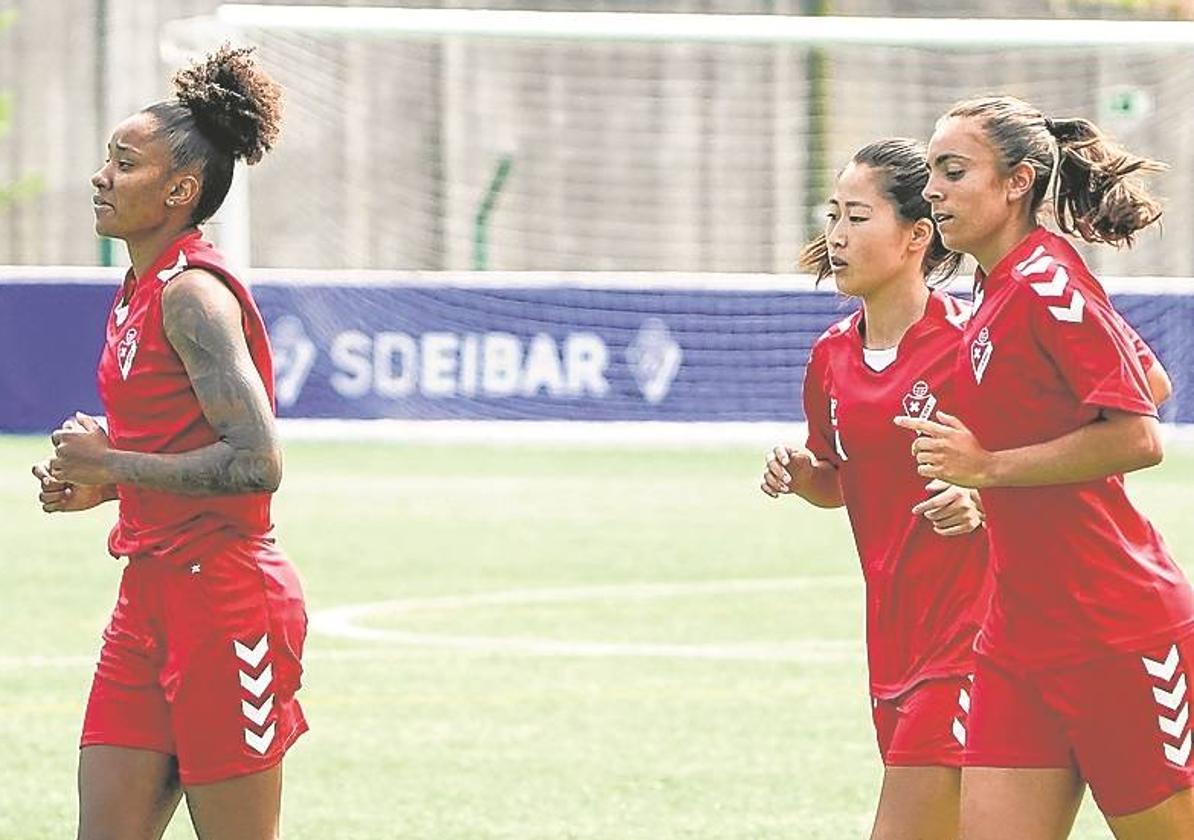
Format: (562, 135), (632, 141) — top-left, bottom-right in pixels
(873, 675), (973, 767)
(81, 536), (308, 785)
(966, 635), (1194, 816)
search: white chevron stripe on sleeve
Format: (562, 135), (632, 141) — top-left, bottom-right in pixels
(952, 718), (967, 747)
(1047, 291), (1085, 324)
(233, 635), (270, 669)
(1154, 673), (1188, 711)
(1014, 245), (1048, 274)
(239, 664), (274, 699)
(1030, 265), (1069, 297)
(1164, 731), (1192, 766)
(1143, 645), (1181, 681)
(958, 688), (971, 714)
(242, 695), (275, 728)
(1159, 704), (1189, 740)
(244, 722), (277, 755)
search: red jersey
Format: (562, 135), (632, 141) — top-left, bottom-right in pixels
(955, 227), (1194, 671)
(96, 230), (277, 561)
(805, 291), (992, 699)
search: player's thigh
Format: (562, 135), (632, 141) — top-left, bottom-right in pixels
(1106, 785), (1194, 839)
(1055, 637), (1194, 820)
(184, 764), (284, 840)
(870, 765), (961, 840)
(959, 766), (1084, 840)
(162, 540), (309, 788)
(78, 745), (182, 840)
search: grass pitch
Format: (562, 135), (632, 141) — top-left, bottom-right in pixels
(2, 435), (1192, 839)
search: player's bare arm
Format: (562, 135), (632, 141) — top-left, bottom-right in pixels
(1147, 360), (1173, 407)
(759, 444), (844, 508)
(895, 409), (1163, 488)
(50, 269), (282, 495)
(134, 268), (281, 494)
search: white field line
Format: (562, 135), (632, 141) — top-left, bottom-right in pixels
(277, 419), (802, 447)
(2, 577), (864, 668)
(309, 576), (862, 662)
(274, 419), (1194, 448)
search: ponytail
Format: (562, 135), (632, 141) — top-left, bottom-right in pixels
(1047, 117), (1165, 247)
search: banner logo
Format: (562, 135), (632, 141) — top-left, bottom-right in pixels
(270, 316), (318, 408)
(626, 318), (682, 404)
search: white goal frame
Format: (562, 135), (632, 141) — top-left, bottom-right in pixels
(213, 5), (1194, 48)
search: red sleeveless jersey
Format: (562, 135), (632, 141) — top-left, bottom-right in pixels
(96, 230), (277, 560)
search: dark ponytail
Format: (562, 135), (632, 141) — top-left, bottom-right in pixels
(946, 95), (1164, 247)
(1047, 116), (1165, 246)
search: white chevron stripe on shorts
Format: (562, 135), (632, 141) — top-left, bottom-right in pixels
(1142, 643), (1191, 766)
(234, 634), (277, 756)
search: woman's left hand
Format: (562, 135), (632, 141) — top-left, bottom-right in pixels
(49, 412), (115, 486)
(911, 479), (985, 536)
(893, 411), (995, 489)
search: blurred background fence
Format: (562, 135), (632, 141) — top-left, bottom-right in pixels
(2, 0), (1193, 276)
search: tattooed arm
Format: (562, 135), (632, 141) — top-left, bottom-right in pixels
(50, 269), (282, 495)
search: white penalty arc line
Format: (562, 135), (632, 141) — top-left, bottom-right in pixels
(0, 577), (864, 668)
(308, 576), (863, 662)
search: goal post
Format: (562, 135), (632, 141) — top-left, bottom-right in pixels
(213, 5), (1194, 48)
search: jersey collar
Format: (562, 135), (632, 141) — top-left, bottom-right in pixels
(852, 288), (946, 353)
(973, 226), (1052, 297)
(119, 229), (204, 301)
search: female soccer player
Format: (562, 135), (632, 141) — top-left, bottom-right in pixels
(899, 94), (1194, 839)
(761, 138), (990, 840)
(31, 46), (305, 840)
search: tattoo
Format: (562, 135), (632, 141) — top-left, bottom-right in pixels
(109, 270), (281, 496)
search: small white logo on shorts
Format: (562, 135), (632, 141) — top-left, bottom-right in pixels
(234, 634), (276, 755)
(1142, 644), (1191, 765)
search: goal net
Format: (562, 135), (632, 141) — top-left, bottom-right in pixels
(162, 7), (1194, 277)
(145, 7), (1194, 431)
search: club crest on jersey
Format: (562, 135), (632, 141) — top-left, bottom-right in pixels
(901, 379), (938, 420)
(117, 328), (139, 380)
(970, 326), (993, 384)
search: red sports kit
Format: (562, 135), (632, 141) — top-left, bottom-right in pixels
(82, 230), (307, 785)
(805, 290), (991, 765)
(952, 227), (1194, 814)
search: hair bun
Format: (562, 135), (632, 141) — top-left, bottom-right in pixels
(172, 44), (282, 165)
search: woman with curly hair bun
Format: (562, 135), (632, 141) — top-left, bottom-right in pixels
(31, 45), (305, 839)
